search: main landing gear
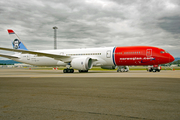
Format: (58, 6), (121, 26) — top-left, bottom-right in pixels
(63, 65), (89, 73)
(63, 69), (74, 73)
(117, 66), (129, 72)
(63, 64), (74, 73)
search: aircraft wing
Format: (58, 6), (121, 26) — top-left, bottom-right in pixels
(0, 53), (19, 59)
(0, 47), (72, 63)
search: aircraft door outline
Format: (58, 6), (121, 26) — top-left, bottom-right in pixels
(146, 49), (152, 57)
(106, 50), (111, 58)
(27, 54), (30, 60)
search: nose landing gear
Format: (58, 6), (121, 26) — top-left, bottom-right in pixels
(147, 65), (161, 72)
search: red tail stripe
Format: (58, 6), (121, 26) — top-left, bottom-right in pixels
(7, 29), (15, 34)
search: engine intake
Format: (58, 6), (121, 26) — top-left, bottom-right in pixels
(71, 57), (93, 70)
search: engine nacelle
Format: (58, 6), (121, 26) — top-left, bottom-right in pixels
(101, 66), (116, 69)
(71, 57), (93, 70)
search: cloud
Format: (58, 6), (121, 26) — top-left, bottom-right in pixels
(158, 16), (180, 34)
(0, 0), (180, 58)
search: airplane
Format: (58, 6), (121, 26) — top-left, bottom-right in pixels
(0, 29), (175, 73)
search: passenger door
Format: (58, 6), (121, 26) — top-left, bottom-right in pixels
(106, 50), (111, 58)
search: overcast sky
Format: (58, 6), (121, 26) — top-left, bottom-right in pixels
(0, 0), (180, 60)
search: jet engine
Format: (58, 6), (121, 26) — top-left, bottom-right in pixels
(71, 57), (93, 70)
(101, 66), (116, 69)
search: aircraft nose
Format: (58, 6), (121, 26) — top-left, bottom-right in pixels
(169, 54), (175, 63)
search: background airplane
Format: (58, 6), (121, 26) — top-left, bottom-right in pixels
(0, 29), (175, 73)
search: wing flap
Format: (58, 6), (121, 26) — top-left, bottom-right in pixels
(0, 54), (19, 59)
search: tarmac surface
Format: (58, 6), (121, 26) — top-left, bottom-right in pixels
(0, 69), (180, 120)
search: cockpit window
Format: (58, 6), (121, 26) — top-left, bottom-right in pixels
(160, 51), (168, 54)
(160, 51), (165, 53)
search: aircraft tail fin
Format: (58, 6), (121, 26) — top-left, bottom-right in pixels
(7, 29), (28, 50)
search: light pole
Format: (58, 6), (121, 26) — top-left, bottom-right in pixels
(53, 26), (58, 49)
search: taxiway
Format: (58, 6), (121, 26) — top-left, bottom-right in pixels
(0, 69), (180, 120)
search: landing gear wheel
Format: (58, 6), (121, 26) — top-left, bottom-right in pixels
(67, 69), (71, 73)
(63, 69), (67, 73)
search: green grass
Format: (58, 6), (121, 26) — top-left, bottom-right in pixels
(161, 67), (180, 70)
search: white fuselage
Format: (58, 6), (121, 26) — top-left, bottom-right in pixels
(12, 47), (115, 67)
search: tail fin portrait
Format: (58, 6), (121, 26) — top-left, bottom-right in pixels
(7, 29), (28, 50)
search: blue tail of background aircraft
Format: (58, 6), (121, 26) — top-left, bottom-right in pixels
(8, 29), (28, 51)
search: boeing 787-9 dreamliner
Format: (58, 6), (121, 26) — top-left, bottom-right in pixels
(0, 29), (175, 73)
